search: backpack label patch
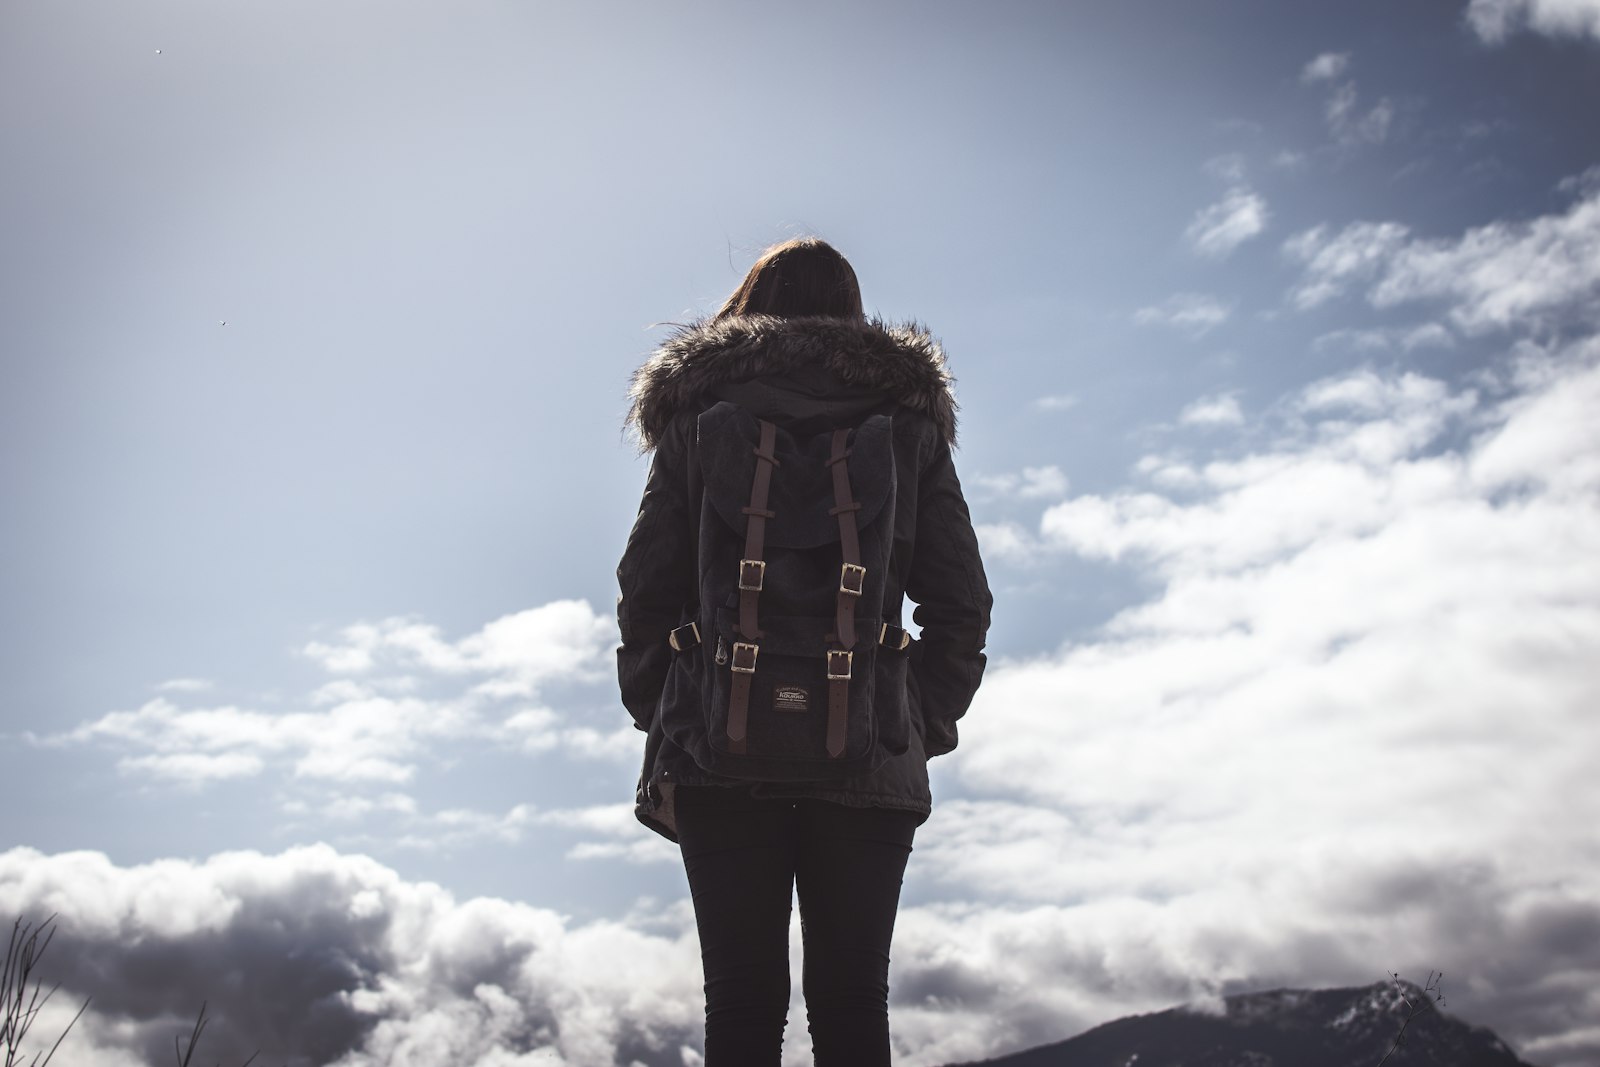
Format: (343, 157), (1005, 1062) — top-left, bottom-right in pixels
(773, 686), (811, 712)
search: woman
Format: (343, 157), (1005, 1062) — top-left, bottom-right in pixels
(616, 237), (992, 1066)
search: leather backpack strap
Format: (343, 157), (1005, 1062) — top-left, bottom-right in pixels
(738, 419), (779, 641)
(824, 427), (863, 759)
(825, 648), (851, 758)
(729, 419), (778, 756)
(727, 640), (758, 755)
(827, 428), (865, 649)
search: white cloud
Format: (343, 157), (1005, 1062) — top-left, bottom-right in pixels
(303, 600), (613, 697)
(1133, 454), (1205, 490)
(975, 522), (1041, 566)
(1470, 346), (1600, 493)
(1202, 153), (1248, 183)
(1040, 367), (1481, 569)
(933, 344), (1600, 1065)
(1300, 51), (1351, 82)
(1467, 0), (1600, 41)
(1311, 327), (1399, 352)
(1177, 394), (1245, 428)
(119, 751), (265, 782)
(9, 826), (1589, 1067)
(392, 801), (675, 863)
(1284, 221), (1413, 308)
(548, 723), (642, 762)
(497, 706), (639, 764)
(155, 677), (212, 693)
(396, 804), (538, 849)
(1325, 82), (1357, 127)
(57, 694), (453, 785)
(1311, 323), (1455, 353)
(1373, 188), (1600, 333)
(42, 601), (621, 799)
(1032, 394), (1079, 412)
(1289, 188), (1600, 332)
(2, 843), (1218, 1067)
(1324, 83), (1395, 145)
(1357, 96), (1395, 142)
(1134, 293), (1233, 336)
(1301, 53), (1395, 147)
(1558, 163), (1600, 197)
(0, 845), (704, 1067)
(1186, 187), (1269, 257)
(319, 792), (418, 821)
(976, 466), (1071, 501)
(565, 839), (684, 865)
(8, 350), (1600, 1066)
(1401, 322), (1455, 349)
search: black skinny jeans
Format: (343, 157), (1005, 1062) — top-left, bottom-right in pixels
(675, 785), (919, 1067)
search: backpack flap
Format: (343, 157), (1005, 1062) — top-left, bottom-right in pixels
(697, 402), (895, 549)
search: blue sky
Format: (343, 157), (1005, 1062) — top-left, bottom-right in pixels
(3, 2), (1599, 1065)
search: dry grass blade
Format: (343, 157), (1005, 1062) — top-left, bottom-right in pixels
(175, 1000), (209, 1067)
(5, 916), (265, 1067)
(2, 915), (90, 1067)
(173, 1001), (264, 1067)
(1377, 969), (1446, 1067)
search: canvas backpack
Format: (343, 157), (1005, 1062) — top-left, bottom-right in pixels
(659, 400), (912, 781)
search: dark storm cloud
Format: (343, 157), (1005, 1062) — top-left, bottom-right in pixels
(0, 846), (702, 1067)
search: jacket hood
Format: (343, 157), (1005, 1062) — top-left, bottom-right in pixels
(626, 315), (958, 451)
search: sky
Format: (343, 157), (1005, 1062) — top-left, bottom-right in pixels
(2, 0), (1598, 1065)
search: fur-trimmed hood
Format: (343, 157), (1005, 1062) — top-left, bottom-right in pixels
(626, 315), (958, 451)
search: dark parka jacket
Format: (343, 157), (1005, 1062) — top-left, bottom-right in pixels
(617, 315), (992, 841)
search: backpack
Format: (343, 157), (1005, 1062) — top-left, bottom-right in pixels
(658, 400), (912, 781)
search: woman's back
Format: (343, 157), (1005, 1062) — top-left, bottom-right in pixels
(617, 238), (991, 1065)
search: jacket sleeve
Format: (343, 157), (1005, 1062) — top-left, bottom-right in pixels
(616, 419), (697, 732)
(905, 436), (993, 757)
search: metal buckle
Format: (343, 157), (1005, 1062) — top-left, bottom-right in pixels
(879, 622), (911, 651)
(668, 621), (700, 653)
(826, 649), (853, 681)
(839, 563), (866, 596)
(738, 559), (766, 592)
(731, 642), (759, 674)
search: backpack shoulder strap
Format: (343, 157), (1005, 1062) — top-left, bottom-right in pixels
(827, 427), (866, 650)
(727, 417), (779, 755)
(825, 426), (864, 758)
(737, 418), (780, 641)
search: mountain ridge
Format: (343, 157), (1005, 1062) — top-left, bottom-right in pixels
(939, 980), (1538, 1067)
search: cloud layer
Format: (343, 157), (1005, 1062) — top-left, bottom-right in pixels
(0, 845), (703, 1067)
(946, 337), (1600, 1066)
(17, 340), (1599, 1065)
(1467, 0), (1600, 41)
(44, 601), (626, 792)
(1286, 186), (1600, 333)
(1186, 187), (1269, 257)
(1134, 293), (1233, 337)
(15, 152), (1600, 1067)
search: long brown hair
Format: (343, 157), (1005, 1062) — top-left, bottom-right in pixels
(712, 237), (865, 322)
